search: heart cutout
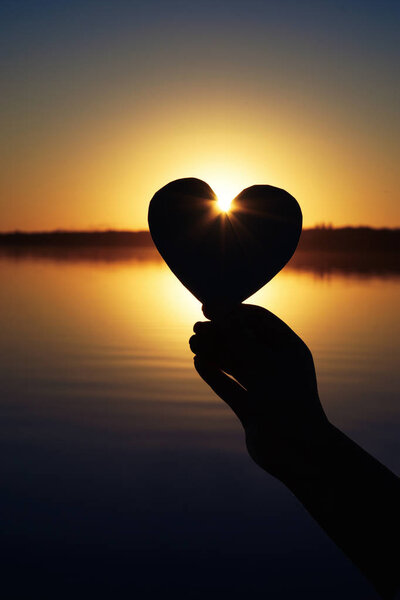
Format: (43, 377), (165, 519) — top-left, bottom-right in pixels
(148, 178), (302, 306)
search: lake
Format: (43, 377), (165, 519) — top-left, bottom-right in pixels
(0, 248), (399, 599)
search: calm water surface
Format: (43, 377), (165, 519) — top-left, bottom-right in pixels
(1, 249), (399, 599)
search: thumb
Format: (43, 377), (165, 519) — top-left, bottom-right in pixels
(194, 356), (248, 425)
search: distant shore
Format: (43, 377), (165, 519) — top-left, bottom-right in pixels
(0, 228), (399, 275)
(0, 227), (399, 251)
(0, 230), (154, 248)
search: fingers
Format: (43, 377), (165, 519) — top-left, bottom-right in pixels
(193, 355), (248, 425)
(190, 319), (258, 391)
(191, 302), (305, 395)
(202, 302), (240, 321)
(193, 320), (212, 334)
(202, 302), (300, 348)
(203, 302), (263, 322)
(190, 319), (237, 368)
(189, 322), (218, 357)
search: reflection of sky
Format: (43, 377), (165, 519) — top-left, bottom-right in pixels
(0, 255), (398, 597)
(1, 255), (398, 460)
(1, 0), (399, 230)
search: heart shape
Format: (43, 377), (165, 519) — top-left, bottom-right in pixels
(148, 178), (302, 306)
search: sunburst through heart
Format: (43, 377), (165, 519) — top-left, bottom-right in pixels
(148, 177), (302, 306)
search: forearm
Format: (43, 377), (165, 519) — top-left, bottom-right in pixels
(279, 423), (399, 599)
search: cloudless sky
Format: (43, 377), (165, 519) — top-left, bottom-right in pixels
(1, 0), (399, 230)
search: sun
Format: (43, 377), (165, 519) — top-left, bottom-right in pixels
(217, 196), (232, 212)
(212, 180), (237, 213)
(195, 170), (247, 213)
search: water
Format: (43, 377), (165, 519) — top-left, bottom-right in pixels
(0, 248), (399, 599)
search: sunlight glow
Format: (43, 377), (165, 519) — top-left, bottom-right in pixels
(209, 176), (242, 213)
(217, 196), (232, 212)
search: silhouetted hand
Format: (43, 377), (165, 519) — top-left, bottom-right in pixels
(189, 303), (331, 483)
(189, 303), (399, 599)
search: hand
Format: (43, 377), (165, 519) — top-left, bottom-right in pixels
(189, 303), (332, 483)
(190, 303), (400, 599)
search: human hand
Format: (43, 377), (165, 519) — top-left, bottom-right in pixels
(190, 304), (400, 598)
(189, 303), (332, 483)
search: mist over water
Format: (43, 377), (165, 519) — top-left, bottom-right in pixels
(1, 249), (398, 598)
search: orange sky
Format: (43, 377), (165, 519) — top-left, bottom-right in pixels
(1, 1), (399, 231)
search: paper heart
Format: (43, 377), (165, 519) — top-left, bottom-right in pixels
(148, 178), (302, 306)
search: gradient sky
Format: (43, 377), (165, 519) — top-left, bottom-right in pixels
(1, 0), (399, 231)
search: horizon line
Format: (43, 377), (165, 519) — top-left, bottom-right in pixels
(1, 225), (400, 235)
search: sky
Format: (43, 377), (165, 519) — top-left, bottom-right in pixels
(0, 0), (399, 231)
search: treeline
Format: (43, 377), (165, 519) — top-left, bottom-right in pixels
(0, 227), (399, 252)
(0, 230), (154, 247)
(298, 227), (400, 253)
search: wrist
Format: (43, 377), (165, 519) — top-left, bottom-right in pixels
(277, 420), (342, 490)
